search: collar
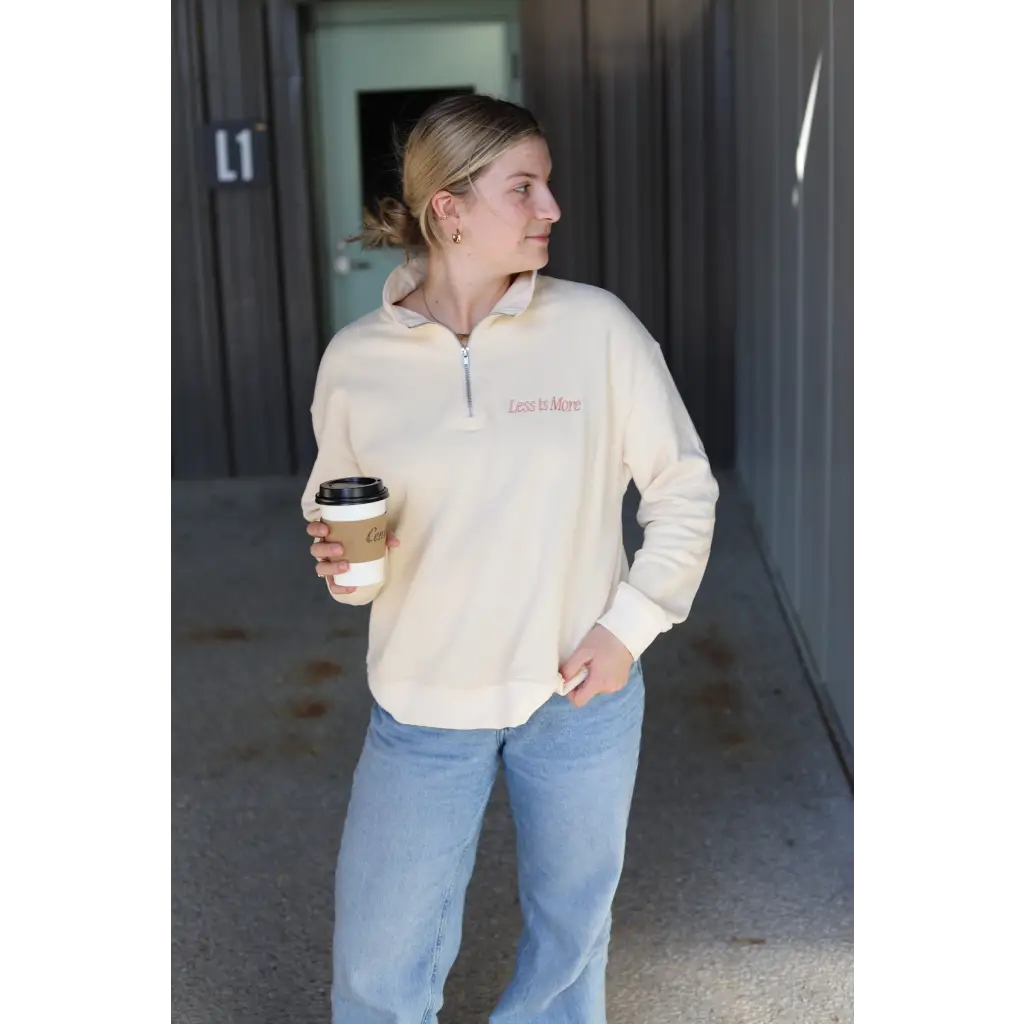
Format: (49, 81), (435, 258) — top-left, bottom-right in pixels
(382, 255), (538, 330)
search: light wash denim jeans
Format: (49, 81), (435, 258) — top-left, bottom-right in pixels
(331, 660), (645, 1023)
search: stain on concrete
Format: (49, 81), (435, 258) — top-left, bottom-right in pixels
(279, 734), (318, 759)
(719, 730), (748, 748)
(232, 743), (262, 762)
(302, 659), (343, 685)
(729, 937), (767, 946)
(183, 626), (255, 643)
(690, 626), (737, 671)
(291, 699), (329, 720)
(329, 627), (359, 639)
(695, 680), (741, 715)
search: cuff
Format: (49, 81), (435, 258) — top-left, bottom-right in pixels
(596, 582), (671, 660)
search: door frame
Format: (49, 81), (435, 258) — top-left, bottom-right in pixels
(301, 0), (521, 348)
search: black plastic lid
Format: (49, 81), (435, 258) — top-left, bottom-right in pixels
(316, 476), (388, 506)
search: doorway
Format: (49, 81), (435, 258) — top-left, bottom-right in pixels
(308, 2), (520, 335)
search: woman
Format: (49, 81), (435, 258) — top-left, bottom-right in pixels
(302, 95), (719, 1023)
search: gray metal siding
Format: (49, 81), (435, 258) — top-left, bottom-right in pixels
(266, 0), (321, 473)
(172, 0), (232, 477)
(519, 0), (600, 286)
(522, 0), (736, 469)
(586, 0), (659, 337)
(708, 0), (737, 464)
(798, 0), (832, 671)
(827, 0), (854, 741)
(774, 0), (800, 605)
(172, 0), (320, 479)
(733, 0), (853, 755)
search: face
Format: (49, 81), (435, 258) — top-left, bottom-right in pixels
(432, 137), (561, 274)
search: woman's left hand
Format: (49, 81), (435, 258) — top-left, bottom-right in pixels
(559, 625), (634, 707)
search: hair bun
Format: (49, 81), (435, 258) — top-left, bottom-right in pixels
(357, 196), (426, 252)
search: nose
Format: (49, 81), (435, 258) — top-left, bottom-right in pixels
(536, 186), (561, 224)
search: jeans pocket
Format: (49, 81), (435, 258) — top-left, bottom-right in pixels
(589, 657), (645, 707)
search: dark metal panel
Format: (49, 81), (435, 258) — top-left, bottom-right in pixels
(677, 2), (710, 447)
(737, 0), (766, 497)
(520, 0), (601, 286)
(521, 0), (736, 468)
(826, 0), (853, 746)
(202, 0), (293, 475)
(648, 0), (668, 354)
(773, 0), (802, 602)
(266, 0), (321, 476)
(731, 0), (754, 486)
(653, 0), (688, 391)
(796, 0), (832, 675)
(656, 0), (709, 442)
(748, 0), (777, 539)
(586, 0), (658, 332)
(732, 0), (852, 758)
(654, 0), (740, 470)
(707, 0), (737, 469)
(172, 0), (232, 478)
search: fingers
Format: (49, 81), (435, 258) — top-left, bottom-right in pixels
(568, 675), (601, 707)
(314, 559), (349, 579)
(310, 541), (345, 560)
(558, 646), (591, 686)
(316, 559), (357, 595)
(308, 521), (393, 597)
(566, 669), (628, 708)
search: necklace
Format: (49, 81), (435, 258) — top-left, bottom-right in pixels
(422, 290), (470, 342)
(422, 277), (512, 341)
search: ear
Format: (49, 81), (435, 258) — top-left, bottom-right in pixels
(430, 191), (457, 222)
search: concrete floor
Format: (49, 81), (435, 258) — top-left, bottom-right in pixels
(172, 473), (853, 1023)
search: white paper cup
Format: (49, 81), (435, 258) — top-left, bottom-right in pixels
(315, 478), (389, 588)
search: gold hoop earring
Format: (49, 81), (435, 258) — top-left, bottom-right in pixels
(452, 228), (462, 244)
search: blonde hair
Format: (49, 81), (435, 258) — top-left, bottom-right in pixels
(357, 95), (544, 253)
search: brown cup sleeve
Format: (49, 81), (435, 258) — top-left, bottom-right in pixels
(323, 514), (388, 564)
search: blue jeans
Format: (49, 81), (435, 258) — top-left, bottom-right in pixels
(332, 660), (645, 1023)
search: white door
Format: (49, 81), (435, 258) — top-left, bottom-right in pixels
(313, 21), (512, 333)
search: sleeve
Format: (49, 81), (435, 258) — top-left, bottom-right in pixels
(596, 318), (720, 659)
(300, 351), (383, 607)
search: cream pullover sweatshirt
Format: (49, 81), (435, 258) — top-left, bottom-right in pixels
(301, 258), (719, 729)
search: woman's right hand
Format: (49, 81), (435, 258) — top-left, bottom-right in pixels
(307, 521), (400, 595)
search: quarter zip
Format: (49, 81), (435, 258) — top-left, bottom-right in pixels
(455, 332), (473, 417)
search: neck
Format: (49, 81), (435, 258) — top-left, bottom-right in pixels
(421, 255), (514, 337)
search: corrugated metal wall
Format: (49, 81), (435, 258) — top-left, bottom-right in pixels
(733, 0), (853, 757)
(172, 0), (320, 478)
(521, 0), (736, 468)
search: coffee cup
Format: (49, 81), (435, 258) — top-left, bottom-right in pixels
(315, 477), (389, 587)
